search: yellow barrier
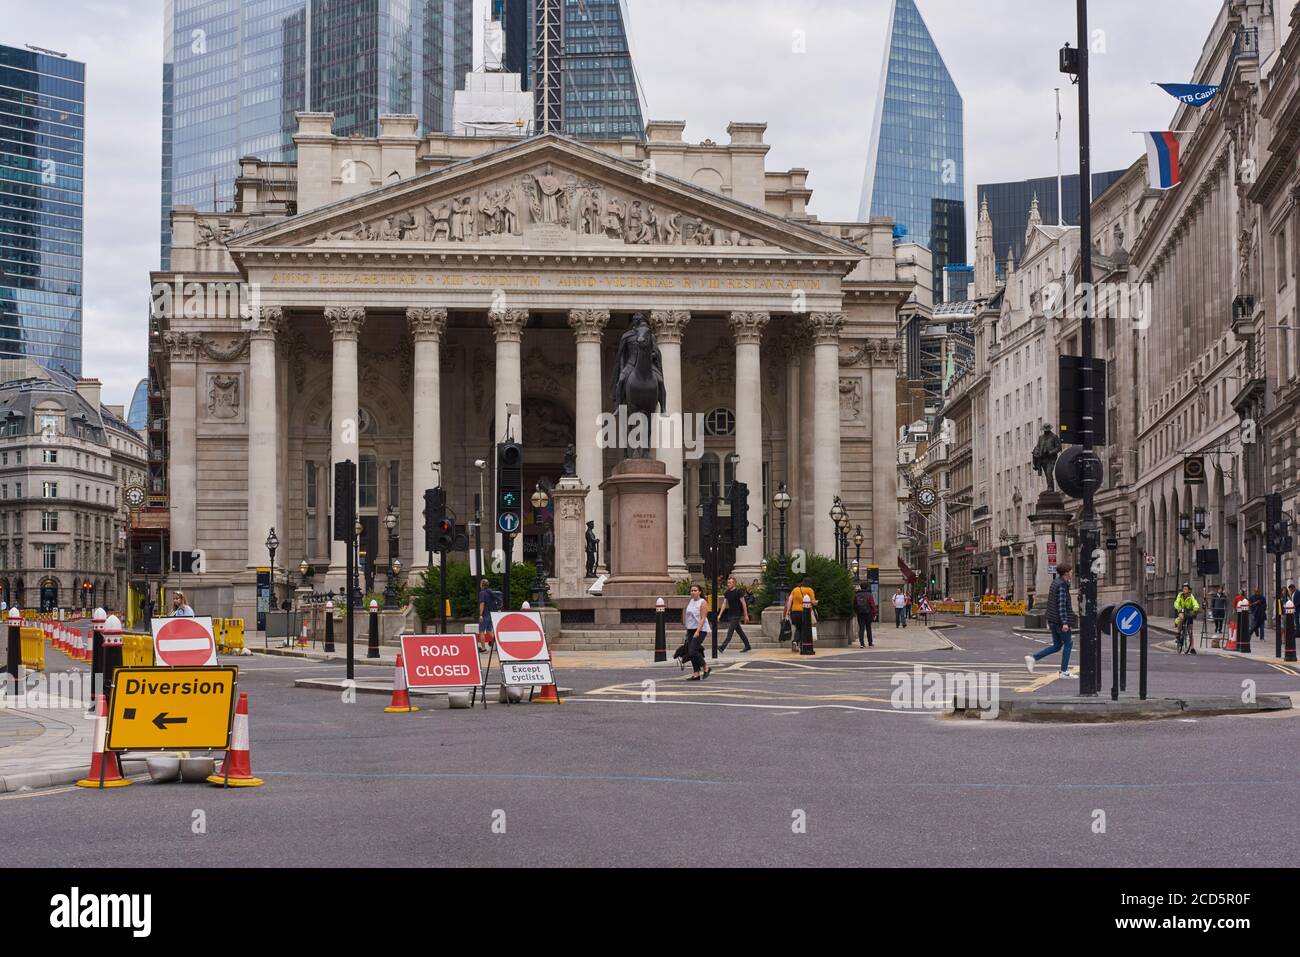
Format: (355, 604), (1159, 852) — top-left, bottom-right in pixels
(122, 633), (155, 667)
(19, 626), (45, 671)
(222, 618), (245, 654)
(979, 599), (1028, 615)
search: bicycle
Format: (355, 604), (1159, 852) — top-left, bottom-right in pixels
(1174, 612), (1198, 655)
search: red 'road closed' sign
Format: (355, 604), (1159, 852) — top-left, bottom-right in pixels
(490, 611), (549, 662)
(151, 616), (218, 667)
(401, 634), (483, 689)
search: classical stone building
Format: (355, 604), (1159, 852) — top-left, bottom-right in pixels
(151, 113), (910, 625)
(0, 364), (146, 611)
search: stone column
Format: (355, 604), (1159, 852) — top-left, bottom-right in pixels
(489, 309), (528, 552)
(163, 332), (201, 554)
(246, 307), (283, 571)
(798, 348), (816, 551)
(408, 307), (447, 572)
(810, 312), (844, 557)
(650, 310), (691, 579)
(568, 309), (610, 575)
(869, 339), (901, 586)
(325, 306), (366, 574)
(729, 311), (769, 580)
(781, 319), (810, 550)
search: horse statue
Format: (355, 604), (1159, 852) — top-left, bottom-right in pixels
(610, 314), (666, 459)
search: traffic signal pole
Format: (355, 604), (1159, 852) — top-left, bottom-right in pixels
(1074, 0), (1101, 696)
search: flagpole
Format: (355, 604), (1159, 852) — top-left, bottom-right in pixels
(1055, 87), (1063, 226)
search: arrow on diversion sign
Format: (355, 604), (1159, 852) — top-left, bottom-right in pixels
(151, 712), (188, 731)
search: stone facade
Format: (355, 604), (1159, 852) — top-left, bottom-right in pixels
(151, 114), (908, 625)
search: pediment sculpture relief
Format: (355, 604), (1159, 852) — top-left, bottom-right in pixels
(318, 165), (766, 249)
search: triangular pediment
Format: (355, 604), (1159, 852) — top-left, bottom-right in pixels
(227, 135), (861, 260)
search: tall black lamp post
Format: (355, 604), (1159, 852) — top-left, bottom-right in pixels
(773, 484), (792, 607)
(531, 484), (552, 607)
(265, 527), (279, 613)
(352, 518), (364, 609)
(853, 525), (864, 582)
(382, 507), (399, 609)
(830, 498), (846, 566)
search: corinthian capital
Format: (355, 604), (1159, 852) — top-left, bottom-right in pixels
(248, 306), (283, 340)
(728, 311), (770, 345)
(809, 311), (845, 344)
(163, 331), (204, 362)
(407, 307), (448, 342)
(488, 308), (529, 343)
(649, 310), (691, 345)
(568, 309), (611, 343)
(324, 306), (366, 340)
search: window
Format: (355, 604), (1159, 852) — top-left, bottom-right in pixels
(42, 511), (58, 532)
(1, 452), (6, 465)
(42, 544), (56, 570)
(42, 482), (57, 498)
(306, 462), (317, 510)
(14, 482), (21, 498)
(704, 408), (736, 437)
(14, 450), (20, 465)
(388, 462), (400, 512)
(359, 455), (377, 509)
(42, 449), (57, 464)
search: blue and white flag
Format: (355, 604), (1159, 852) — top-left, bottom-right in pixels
(1155, 82), (1220, 107)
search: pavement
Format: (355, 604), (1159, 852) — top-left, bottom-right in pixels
(4, 613), (1299, 866)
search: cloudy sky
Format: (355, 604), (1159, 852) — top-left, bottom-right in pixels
(4, 0), (1222, 407)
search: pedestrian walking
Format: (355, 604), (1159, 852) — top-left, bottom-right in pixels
(717, 576), (752, 653)
(892, 588), (907, 628)
(1025, 564), (1076, 678)
(853, 583), (875, 648)
(1249, 587), (1267, 643)
(784, 577), (818, 654)
(682, 584), (712, 680)
(1210, 587), (1227, 635)
(170, 591), (195, 617)
(477, 579), (498, 653)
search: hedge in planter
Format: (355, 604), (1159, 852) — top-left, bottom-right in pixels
(750, 554), (853, 620)
(410, 559), (538, 626)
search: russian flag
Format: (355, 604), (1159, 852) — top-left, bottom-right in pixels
(1143, 131), (1182, 190)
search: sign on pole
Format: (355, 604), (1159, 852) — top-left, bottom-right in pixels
(501, 660), (554, 687)
(490, 611), (550, 662)
(106, 666), (237, 751)
(400, 634), (483, 689)
(151, 616), (218, 667)
(1046, 541), (1058, 568)
(1144, 554), (1157, 578)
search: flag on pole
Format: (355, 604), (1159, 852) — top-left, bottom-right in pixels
(1142, 132), (1182, 190)
(1155, 82), (1220, 107)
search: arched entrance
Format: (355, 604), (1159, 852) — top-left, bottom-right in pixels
(39, 578), (59, 612)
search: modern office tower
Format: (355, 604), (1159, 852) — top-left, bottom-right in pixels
(494, 0), (531, 82)
(859, 0), (965, 304)
(0, 43), (85, 375)
(160, 0), (473, 268)
(127, 378), (149, 431)
(531, 0), (645, 138)
(977, 170), (1126, 276)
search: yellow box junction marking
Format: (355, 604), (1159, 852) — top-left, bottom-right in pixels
(106, 666), (238, 751)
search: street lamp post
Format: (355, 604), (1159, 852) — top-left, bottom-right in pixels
(830, 498), (846, 566)
(352, 519), (363, 609)
(265, 528), (278, 628)
(382, 508), (399, 610)
(853, 525), (864, 582)
(774, 484), (792, 607)
(531, 485), (551, 607)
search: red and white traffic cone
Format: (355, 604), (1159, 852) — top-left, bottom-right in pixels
(384, 653), (419, 714)
(208, 692), (264, 787)
(75, 693), (132, 789)
(298, 620), (309, 649)
(533, 675), (562, 705)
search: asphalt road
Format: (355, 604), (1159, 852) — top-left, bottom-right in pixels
(5, 615), (1298, 867)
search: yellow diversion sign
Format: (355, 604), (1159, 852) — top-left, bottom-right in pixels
(106, 667), (238, 751)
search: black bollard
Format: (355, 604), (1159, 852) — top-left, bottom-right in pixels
(1235, 601), (1252, 654)
(5, 607), (20, 690)
(799, 611), (815, 656)
(1285, 601), (1297, 663)
(367, 600), (380, 659)
(88, 608), (106, 714)
(654, 598), (667, 663)
(324, 600), (336, 653)
(101, 615), (124, 693)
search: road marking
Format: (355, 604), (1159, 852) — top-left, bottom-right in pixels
(1266, 662), (1300, 677)
(1017, 670), (1067, 693)
(571, 697), (927, 715)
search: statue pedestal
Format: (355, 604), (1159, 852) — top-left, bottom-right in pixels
(550, 477), (589, 600)
(599, 458), (679, 598)
(1028, 491), (1071, 604)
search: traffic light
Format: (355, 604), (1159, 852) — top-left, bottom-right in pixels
(496, 442), (523, 536)
(1058, 355), (1108, 446)
(423, 487), (446, 553)
(1266, 492), (1289, 554)
(729, 481), (749, 547)
(435, 517), (455, 553)
(333, 460), (356, 542)
(701, 489), (718, 542)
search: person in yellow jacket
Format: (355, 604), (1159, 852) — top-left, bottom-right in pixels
(1174, 582), (1200, 649)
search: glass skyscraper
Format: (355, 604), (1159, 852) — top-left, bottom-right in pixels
(858, 0), (964, 303)
(0, 43), (84, 375)
(161, 0), (473, 268)
(978, 170), (1126, 275)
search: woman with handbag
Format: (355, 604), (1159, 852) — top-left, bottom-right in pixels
(682, 584), (712, 680)
(784, 578), (818, 654)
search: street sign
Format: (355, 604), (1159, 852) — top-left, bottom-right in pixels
(1144, 554), (1157, 578)
(151, 616), (218, 667)
(400, 634), (483, 689)
(1114, 602), (1145, 637)
(498, 512), (520, 535)
(501, 661), (554, 687)
(1046, 541), (1058, 567)
(105, 666), (237, 751)
(491, 611), (549, 662)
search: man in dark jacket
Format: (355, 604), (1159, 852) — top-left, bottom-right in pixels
(854, 584), (875, 648)
(1025, 565), (1077, 678)
(1249, 588), (1267, 643)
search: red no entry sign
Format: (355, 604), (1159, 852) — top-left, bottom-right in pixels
(490, 611), (549, 662)
(151, 616), (217, 667)
(401, 634), (483, 689)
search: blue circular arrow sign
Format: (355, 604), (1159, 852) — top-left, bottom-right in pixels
(498, 513), (520, 535)
(1114, 602), (1145, 637)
